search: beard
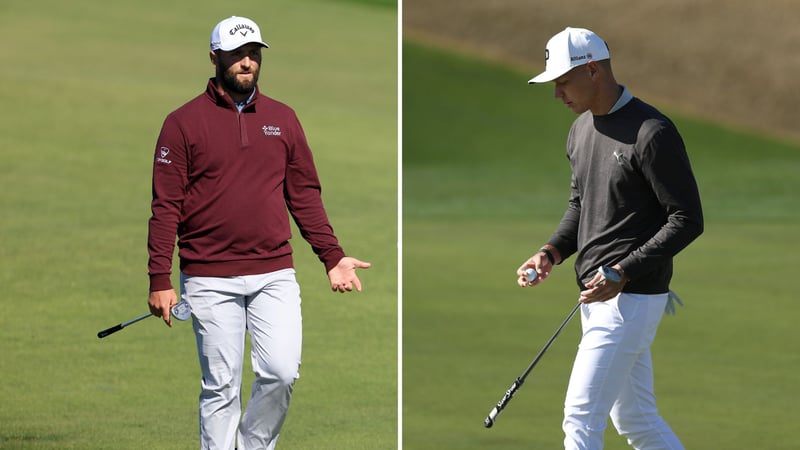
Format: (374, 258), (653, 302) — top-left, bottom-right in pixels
(219, 64), (260, 95)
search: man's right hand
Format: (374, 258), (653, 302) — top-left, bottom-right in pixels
(517, 254), (552, 287)
(148, 289), (178, 327)
(516, 247), (560, 287)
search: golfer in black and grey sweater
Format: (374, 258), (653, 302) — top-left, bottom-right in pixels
(518, 27), (702, 449)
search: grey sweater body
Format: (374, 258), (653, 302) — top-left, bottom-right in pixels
(547, 98), (703, 293)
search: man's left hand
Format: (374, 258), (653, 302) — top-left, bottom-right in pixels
(579, 265), (627, 303)
(328, 256), (371, 293)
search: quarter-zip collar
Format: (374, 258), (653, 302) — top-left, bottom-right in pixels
(204, 77), (260, 112)
(204, 78), (258, 146)
(235, 90), (256, 112)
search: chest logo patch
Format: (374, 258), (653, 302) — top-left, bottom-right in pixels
(262, 125), (281, 137)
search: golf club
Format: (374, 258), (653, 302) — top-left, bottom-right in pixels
(97, 300), (192, 339)
(483, 301), (580, 428)
(483, 266), (621, 428)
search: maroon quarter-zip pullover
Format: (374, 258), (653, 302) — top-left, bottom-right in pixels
(147, 78), (345, 292)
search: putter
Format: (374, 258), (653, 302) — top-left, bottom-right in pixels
(97, 300), (192, 339)
(483, 265), (621, 428)
(483, 301), (580, 428)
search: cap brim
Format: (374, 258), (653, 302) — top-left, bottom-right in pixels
(528, 67), (568, 84)
(215, 40), (270, 51)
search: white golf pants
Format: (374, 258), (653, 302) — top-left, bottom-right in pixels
(563, 292), (683, 450)
(181, 269), (302, 450)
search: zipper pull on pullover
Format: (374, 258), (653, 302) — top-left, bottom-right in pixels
(238, 110), (249, 147)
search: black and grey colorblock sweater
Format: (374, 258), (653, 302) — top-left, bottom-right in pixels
(547, 97), (704, 293)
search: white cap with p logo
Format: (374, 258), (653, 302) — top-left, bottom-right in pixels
(528, 27), (609, 84)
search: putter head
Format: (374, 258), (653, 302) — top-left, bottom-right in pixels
(171, 301), (192, 321)
(597, 266), (622, 284)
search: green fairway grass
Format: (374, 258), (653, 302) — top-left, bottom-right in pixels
(403, 41), (799, 449)
(0, 1), (396, 448)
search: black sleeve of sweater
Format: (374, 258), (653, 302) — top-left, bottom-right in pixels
(547, 172), (580, 262)
(618, 124), (704, 280)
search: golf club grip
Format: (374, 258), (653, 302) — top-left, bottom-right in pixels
(484, 407), (498, 428)
(97, 324), (123, 338)
(484, 379), (521, 428)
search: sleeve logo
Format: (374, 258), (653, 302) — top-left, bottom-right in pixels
(156, 146), (172, 165)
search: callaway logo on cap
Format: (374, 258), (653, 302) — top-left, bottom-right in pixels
(528, 27), (610, 84)
(210, 16), (270, 52)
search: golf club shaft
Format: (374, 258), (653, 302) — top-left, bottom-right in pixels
(484, 302), (581, 428)
(97, 313), (153, 339)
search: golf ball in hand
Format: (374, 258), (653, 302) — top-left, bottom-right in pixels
(524, 268), (538, 282)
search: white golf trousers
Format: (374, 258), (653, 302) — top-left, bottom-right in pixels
(563, 292), (684, 450)
(181, 269), (302, 450)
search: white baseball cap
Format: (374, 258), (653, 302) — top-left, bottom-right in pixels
(528, 27), (609, 84)
(210, 16), (269, 52)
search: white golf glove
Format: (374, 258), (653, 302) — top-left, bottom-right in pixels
(664, 290), (684, 315)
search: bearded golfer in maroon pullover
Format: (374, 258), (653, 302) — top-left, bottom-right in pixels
(146, 16), (370, 450)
